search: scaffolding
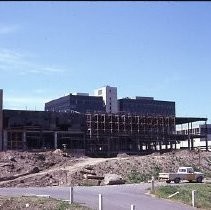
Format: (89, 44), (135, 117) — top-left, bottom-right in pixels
(85, 113), (176, 156)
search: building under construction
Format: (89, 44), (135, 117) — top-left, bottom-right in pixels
(85, 113), (208, 156)
(0, 89), (209, 156)
(86, 113), (176, 156)
(0, 110), (208, 157)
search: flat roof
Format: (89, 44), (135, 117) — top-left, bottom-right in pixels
(176, 117), (207, 125)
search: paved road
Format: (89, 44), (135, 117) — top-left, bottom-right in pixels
(0, 183), (194, 210)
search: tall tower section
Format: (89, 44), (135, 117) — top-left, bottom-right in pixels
(0, 89), (3, 151)
(94, 86), (118, 114)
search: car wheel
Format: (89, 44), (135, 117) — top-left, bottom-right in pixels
(174, 178), (180, 184)
(196, 176), (203, 183)
(166, 180), (171, 183)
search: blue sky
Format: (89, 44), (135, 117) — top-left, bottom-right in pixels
(0, 2), (211, 122)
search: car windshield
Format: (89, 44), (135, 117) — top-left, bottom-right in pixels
(179, 169), (186, 172)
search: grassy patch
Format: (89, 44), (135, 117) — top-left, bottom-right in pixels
(0, 196), (92, 210)
(127, 170), (151, 183)
(154, 183), (211, 209)
(127, 166), (162, 183)
(57, 201), (91, 210)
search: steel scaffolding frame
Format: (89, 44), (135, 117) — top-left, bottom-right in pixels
(85, 113), (176, 156)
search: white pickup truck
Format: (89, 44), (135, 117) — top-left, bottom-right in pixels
(159, 167), (204, 183)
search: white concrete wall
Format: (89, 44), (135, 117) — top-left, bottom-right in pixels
(179, 139), (211, 149)
(94, 86), (118, 113)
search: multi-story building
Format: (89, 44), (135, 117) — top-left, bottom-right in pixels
(2, 109), (86, 151)
(94, 86), (118, 114)
(45, 93), (105, 113)
(46, 86), (175, 117)
(118, 96), (175, 117)
(0, 89), (209, 154)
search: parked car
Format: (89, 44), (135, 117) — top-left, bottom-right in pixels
(159, 167), (204, 183)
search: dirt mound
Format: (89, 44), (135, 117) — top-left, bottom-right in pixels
(68, 150), (211, 186)
(0, 150), (210, 187)
(0, 150), (81, 187)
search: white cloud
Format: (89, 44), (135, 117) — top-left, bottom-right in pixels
(0, 48), (65, 75)
(0, 49), (23, 62)
(0, 24), (19, 34)
(4, 96), (50, 111)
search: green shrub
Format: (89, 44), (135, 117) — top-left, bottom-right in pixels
(127, 170), (151, 183)
(57, 201), (70, 210)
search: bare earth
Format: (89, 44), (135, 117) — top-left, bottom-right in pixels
(0, 149), (210, 187)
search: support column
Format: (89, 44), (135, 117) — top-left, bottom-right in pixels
(154, 142), (157, 151)
(159, 141), (162, 151)
(170, 142), (173, 150)
(145, 142), (148, 151)
(54, 132), (58, 149)
(175, 141), (177, 150)
(191, 138), (194, 150)
(141, 141), (143, 152)
(3, 130), (7, 151)
(147, 143), (150, 151)
(137, 139), (139, 152)
(83, 134), (86, 150)
(107, 137), (110, 157)
(22, 131), (26, 150)
(205, 121), (208, 151)
(165, 142), (168, 150)
(191, 122), (194, 150)
(188, 123), (190, 150)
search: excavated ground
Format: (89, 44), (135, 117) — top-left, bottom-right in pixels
(0, 149), (210, 187)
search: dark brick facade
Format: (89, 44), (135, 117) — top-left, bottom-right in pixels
(45, 94), (105, 114)
(118, 98), (175, 117)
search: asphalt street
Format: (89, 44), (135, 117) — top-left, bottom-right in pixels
(0, 183), (195, 210)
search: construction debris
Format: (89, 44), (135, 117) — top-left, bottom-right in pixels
(104, 174), (125, 185)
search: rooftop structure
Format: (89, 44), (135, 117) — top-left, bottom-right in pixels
(94, 86), (118, 114)
(45, 94), (105, 114)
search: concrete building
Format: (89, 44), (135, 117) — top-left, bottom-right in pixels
(45, 93), (105, 113)
(0, 88), (209, 155)
(3, 109), (86, 151)
(118, 97), (175, 117)
(46, 86), (175, 116)
(94, 86), (118, 114)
